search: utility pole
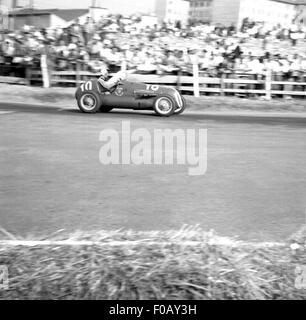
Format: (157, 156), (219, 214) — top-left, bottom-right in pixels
(0, 0), (8, 32)
(0, 0), (2, 36)
(91, 0), (96, 21)
(10, 0), (13, 31)
(12, 0), (18, 9)
(29, 0), (33, 26)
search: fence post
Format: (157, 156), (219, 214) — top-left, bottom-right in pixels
(25, 65), (31, 86)
(265, 68), (272, 100)
(220, 73), (225, 96)
(192, 62), (200, 98)
(41, 54), (50, 88)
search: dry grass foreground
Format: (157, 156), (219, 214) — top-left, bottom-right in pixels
(0, 225), (305, 300)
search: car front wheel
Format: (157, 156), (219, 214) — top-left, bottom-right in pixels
(153, 96), (176, 117)
(77, 92), (101, 114)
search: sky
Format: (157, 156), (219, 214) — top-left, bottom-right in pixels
(1, 0), (156, 14)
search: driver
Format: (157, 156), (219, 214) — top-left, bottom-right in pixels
(98, 65), (126, 91)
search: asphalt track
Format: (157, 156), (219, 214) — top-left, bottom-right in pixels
(0, 102), (306, 241)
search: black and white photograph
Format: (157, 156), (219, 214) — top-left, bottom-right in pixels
(0, 0), (306, 304)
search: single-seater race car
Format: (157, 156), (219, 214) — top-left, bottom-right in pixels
(75, 78), (186, 117)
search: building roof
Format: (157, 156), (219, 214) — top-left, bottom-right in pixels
(274, 0), (306, 4)
(9, 8), (88, 21)
(54, 9), (89, 21)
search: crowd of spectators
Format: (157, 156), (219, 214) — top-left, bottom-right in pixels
(1, 14), (306, 81)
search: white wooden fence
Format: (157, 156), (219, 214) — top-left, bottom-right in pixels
(1, 62), (306, 99)
(29, 69), (306, 99)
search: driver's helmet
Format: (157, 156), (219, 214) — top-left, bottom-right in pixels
(100, 65), (109, 79)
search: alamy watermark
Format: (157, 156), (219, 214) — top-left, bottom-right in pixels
(99, 121), (207, 176)
(0, 265), (9, 291)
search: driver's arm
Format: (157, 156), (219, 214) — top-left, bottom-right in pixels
(98, 77), (116, 90)
(98, 72), (125, 90)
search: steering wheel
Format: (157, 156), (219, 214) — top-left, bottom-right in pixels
(109, 85), (117, 94)
(108, 77), (125, 93)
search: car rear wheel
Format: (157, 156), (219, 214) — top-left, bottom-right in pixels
(174, 95), (187, 115)
(78, 92), (101, 114)
(153, 96), (176, 117)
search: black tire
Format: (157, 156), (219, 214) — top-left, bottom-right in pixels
(174, 95), (187, 115)
(100, 106), (114, 113)
(77, 91), (101, 114)
(153, 95), (176, 117)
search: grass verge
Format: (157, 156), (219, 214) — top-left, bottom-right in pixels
(0, 226), (305, 300)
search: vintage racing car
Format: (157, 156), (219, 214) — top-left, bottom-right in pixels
(75, 78), (186, 117)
